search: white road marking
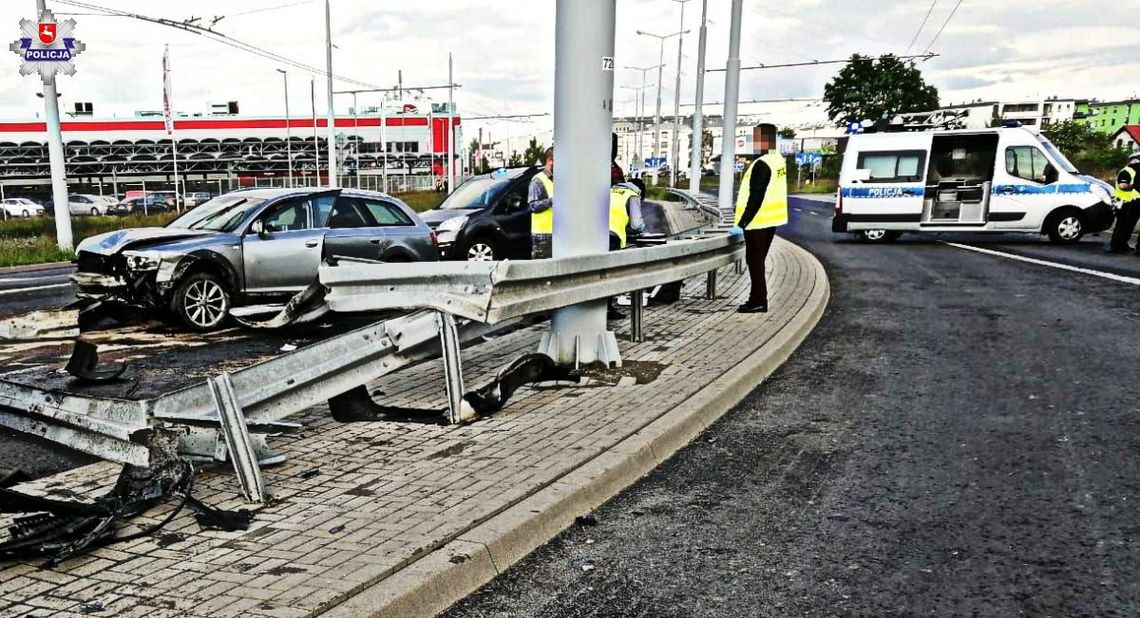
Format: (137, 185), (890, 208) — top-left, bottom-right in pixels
(944, 242), (1140, 286)
(0, 282), (72, 296)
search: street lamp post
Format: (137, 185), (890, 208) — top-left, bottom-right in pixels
(620, 82), (655, 174)
(623, 64), (662, 177)
(276, 69), (293, 188)
(324, 0), (337, 188)
(36, 0), (72, 250)
(669, 0), (690, 189)
(635, 29), (687, 186)
(688, 0), (708, 193)
(717, 0), (744, 217)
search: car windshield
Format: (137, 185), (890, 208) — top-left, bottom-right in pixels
(438, 174), (515, 210)
(168, 195), (266, 232)
(1036, 136), (1079, 174)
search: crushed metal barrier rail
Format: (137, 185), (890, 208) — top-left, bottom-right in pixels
(0, 194), (735, 506)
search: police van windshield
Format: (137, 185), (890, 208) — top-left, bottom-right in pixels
(1036, 136), (1079, 174)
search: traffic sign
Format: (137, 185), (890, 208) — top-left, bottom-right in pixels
(795, 151), (823, 167)
(734, 160), (746, 173)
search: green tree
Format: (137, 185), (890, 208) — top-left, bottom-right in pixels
(508, 151), (523, 167)
(523, 138), (547, 166)
(701, 129), (714, 167)
(822, 54), (940, 127)
(778, 127), (797, 139)
(1041, 120), (1125, 178)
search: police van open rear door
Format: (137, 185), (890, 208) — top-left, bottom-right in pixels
(841, 133), (931, 230)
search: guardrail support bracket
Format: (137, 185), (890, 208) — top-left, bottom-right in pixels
(630, 290), (644, 343)
(208, 373), (267, 503)
(706, 270), (718, 300)
(438, 312), (470, 425)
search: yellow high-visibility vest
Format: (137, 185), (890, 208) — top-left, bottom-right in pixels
(531, 171), (554, 235)
(735, 152), (789, 230)
(609, 188), (635, 249)
(1118, 166), (1140, 203)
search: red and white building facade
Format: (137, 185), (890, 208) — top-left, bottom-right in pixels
(0, 105), (462, 196)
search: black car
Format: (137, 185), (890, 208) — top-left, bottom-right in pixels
(419, 167), (539, 261)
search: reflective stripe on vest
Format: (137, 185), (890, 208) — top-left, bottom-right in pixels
(1118, 167), (1140, 203)
(609, 188), (634, 248)
(735, 152), (789, 230)
(531, 172), (554, 235)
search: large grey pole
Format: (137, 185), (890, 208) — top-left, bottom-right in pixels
(37, 0), (72, 249)
(670, 0), (689, 188)
(448, 52), (456, 193)
(652, 41), (664, 185)
(717, 0), (744, 217)
(688, 0), (708, 193)
(540, 0), (620, 368)
(278, 69), (293, 188)
(324, 0), (337, 187)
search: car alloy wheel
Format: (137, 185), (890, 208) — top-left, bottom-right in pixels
(90, 207), (99, 216)
(182, 277), (228, 330)
(466, 242), (496, 261)
(20, 209), (29, 217)
(1056, 216), (1082, 241)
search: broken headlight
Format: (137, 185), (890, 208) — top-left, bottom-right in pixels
(122, 250), (163, 272)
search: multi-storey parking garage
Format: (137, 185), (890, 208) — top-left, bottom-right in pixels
(0, 108), (462, 199)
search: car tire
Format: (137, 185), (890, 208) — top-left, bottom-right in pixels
(171, 272), (231, 332)
(90, 207), (99, 216)
(20, 209), (29, 218)
(1047, 211), (1084, 244)
(857, 229), (899, 243)
(463, 238), (500, 262)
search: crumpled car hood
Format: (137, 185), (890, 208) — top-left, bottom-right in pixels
(76, 228), (219, 256)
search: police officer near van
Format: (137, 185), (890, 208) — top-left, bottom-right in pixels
(528, 147), (555, 259)
(733, 150), (789, 313)
(1108, 151), (1140, 254)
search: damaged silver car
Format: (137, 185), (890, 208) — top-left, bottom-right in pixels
(72, 188), (439, 331)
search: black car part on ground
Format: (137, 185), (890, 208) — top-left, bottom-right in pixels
(0, 431), (252, 566)
(65, 339), (128, 383)
(463, 353), (581, 417)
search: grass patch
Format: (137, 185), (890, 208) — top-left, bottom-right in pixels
(0, 236), (74, 268)
(792, 179), (838, 195)
(396, 190), (445, 213)
(0, 212), (181, 268)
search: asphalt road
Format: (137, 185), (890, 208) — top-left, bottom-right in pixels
(0, 262), (76, 319)
(446, 196), (1140, 617)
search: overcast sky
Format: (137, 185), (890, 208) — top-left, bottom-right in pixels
(0, 0), (1136, 136)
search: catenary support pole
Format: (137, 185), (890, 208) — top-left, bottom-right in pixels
(277, 69), (293, 188)
(448, 52), (456, 193)
(717, 0), (744, 218)
(670, 0), (688, 188)
(540, 0), (621, 367)
(688, 0), (708, 193)
(653, 42), (664, 186)
(324, 0), (337, 188)
(39, 0), (71, 249)
(311, 77), (319, 184)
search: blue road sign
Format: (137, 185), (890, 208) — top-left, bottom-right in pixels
(795, 151), (823, 167)
(734, 160), (746, 173)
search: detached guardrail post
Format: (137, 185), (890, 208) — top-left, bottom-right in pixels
(208, 373), (266, 503)
(438, 312), (467, 424)
(706, 269), (718, 300)
(630, 290), (644, 343)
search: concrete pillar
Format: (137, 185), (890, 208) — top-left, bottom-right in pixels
(688, 0), (708, 193)
(539, 0), (621, 368)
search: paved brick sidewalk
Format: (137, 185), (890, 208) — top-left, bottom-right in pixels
(0, 237), (826, 618)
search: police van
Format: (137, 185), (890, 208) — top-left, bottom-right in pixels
(831, 127), (1116, 243)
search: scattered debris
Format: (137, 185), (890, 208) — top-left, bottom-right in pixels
(575, 513), (598, 527)
(78, 600), (105, 614)
(0, 309), (79, 340)
(329, 525), (345, 534)
(328, 385), (448, 424)
(279, 344), (298, 353)
(64, 339), (128, 383)
(299, 469), (321, 480)
(449, 554), (470, 564)
(232, 282), (330, 329)
(577, 361), (667, 386)
(464, 354), (580, 417)
(265, 565), (307, 576)
(0, 467), (30, 489)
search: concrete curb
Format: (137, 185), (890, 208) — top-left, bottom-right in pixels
(0, 260), (74, 275)
(319, 240), (831, 618)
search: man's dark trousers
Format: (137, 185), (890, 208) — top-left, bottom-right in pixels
(744, 227), (777, 306)
(1110, 201), (1140, 253)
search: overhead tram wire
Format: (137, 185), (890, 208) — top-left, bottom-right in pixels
(52, 0), (382, 90)
(906, 0), (940, 53)
(707, 53), (938, 72)
(923, 0), (966, 53)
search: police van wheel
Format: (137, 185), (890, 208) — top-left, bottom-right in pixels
(857, 229), (898, 243)
(1047, 213), (1084, 244)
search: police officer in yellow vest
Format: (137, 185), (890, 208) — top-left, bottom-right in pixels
(733, 150), (788, 313)
(1108, 151), (1140, 254)
(529, 147), (555, 259)
(608, 181), (646, 250)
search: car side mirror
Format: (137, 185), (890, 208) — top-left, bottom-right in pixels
(1043, 164), (1059, 185)
(504, 194), (523, 211)
(249, 219), (268, 237)
(852, 168), (872, 183)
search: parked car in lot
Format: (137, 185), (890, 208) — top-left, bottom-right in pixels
(112, 194), (171, 215)
(72, 187), (439, 331)
(419, 166), (540, 261)
(68, 194), (111, 216)
(0, 198), (45, 218)
(184, 192), (212, 208)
